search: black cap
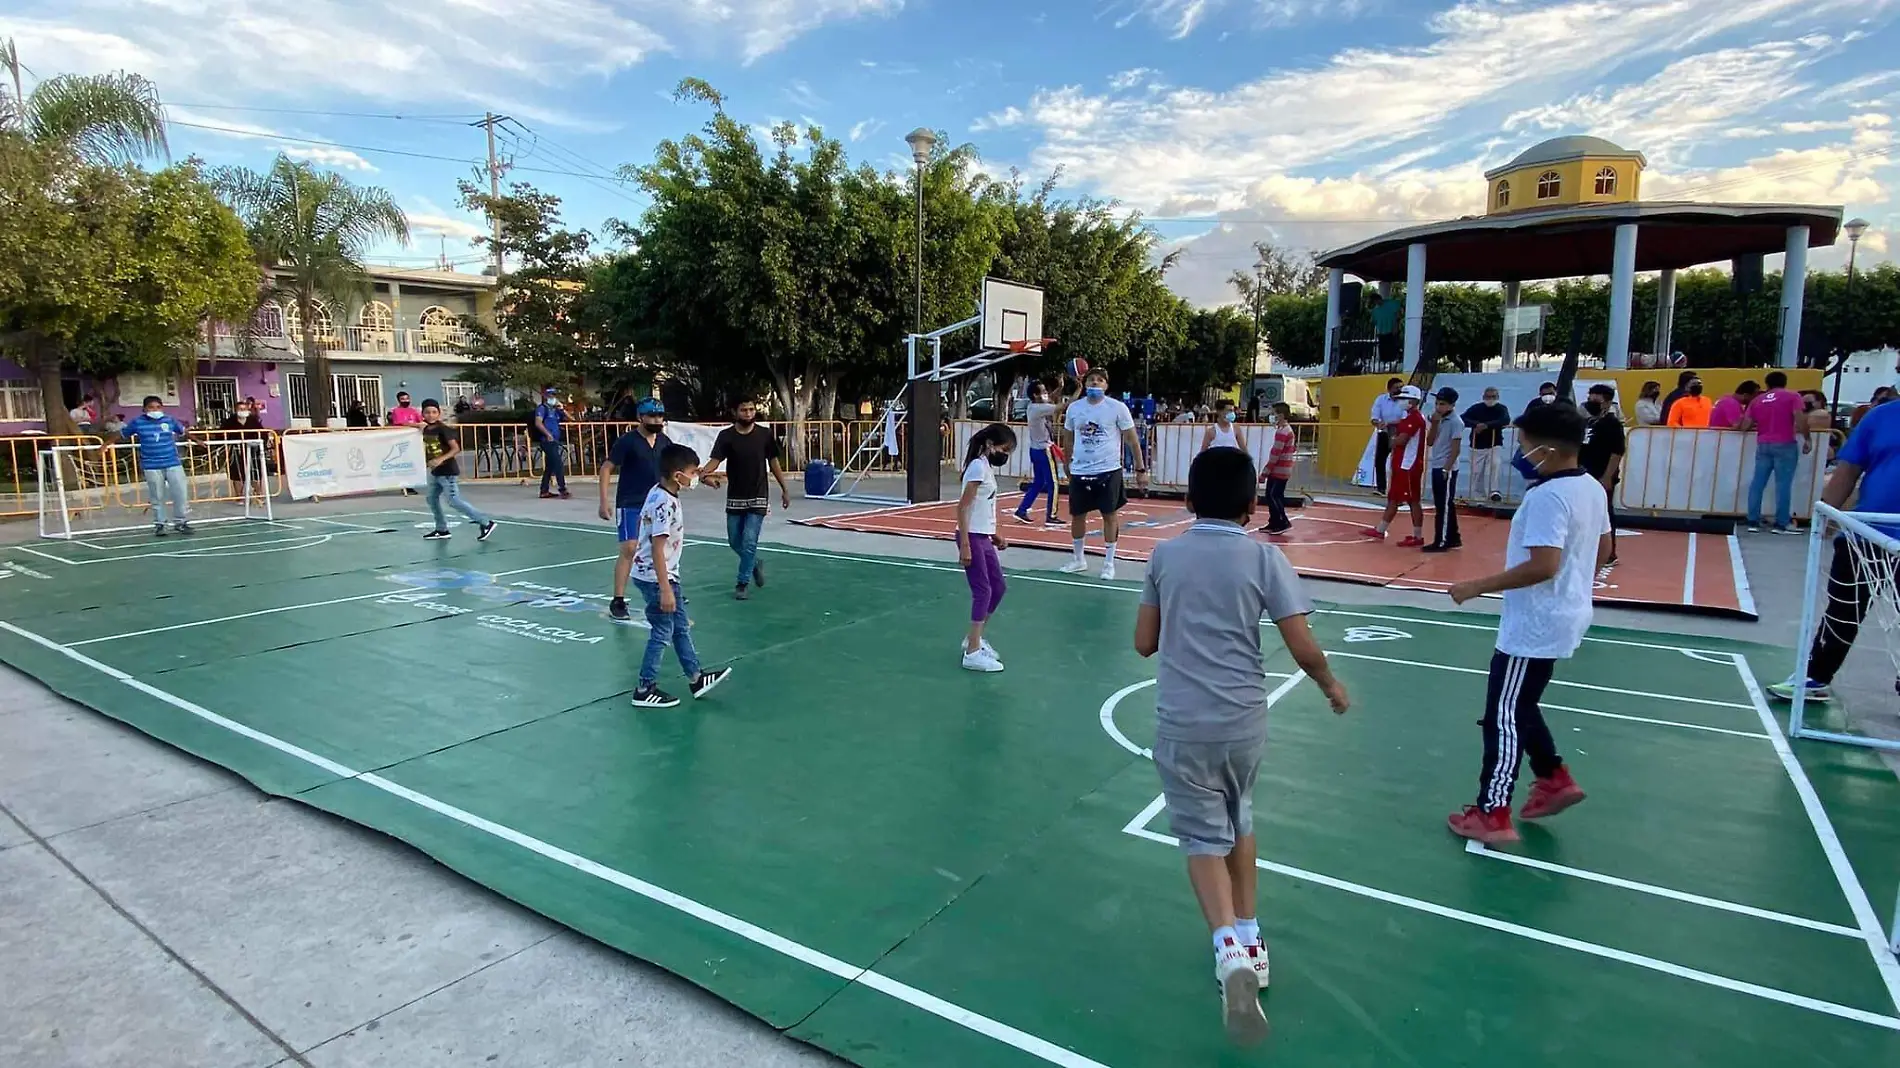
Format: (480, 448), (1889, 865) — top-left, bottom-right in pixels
(1434, 387), (1460, 403)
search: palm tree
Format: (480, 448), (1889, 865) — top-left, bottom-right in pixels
(214, 156), (409, 426)
(0, 38), (170, 434)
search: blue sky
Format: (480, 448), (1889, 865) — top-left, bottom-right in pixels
(10, 0), (1899, 306)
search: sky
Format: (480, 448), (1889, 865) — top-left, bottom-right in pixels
(9, 0), (1898, 308)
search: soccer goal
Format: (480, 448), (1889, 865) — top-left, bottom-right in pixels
(36, 437), (276, 540)
(1787, 502), (1900, 755)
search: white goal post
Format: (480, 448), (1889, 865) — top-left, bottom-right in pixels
(37, 437), (276, 540)
(1788, 502), (1900, 754)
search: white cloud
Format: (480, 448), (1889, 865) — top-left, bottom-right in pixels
(1109, 0), (1366, 38)
(971, 106), (1025, 132)
(282, 145), (376, 171)
(785, 79), (826, 110)
(1108, 67), (1153, 90)
(407, 212), (488, 242)
(848, 118), (886, 143)
(708, 0), (906, 64)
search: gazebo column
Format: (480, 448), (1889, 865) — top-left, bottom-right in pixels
(1324, 268), (1343, 372)
(1779, 225), (1809, 368)
(1403, 243), (1426, 373)
(1500, 281), (1521, 369)
(1652, 268), (1677, 360)
(1605, 223), (1638, 370)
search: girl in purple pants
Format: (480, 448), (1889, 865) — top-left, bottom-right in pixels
(959, 423), (1017, 672)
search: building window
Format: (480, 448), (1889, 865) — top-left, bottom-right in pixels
(1594, 167), (1618, 195)
(195, 377), (238, 425)
(1, 380), (45, 421)
(1536, 171), (1561, 199)
(359, 301), (394, 331)
(1495, 180), (1510, 207)
(284, 300), (337, 343)
(418, 305), (459, 329)
(440, 380), (478, 405)
(286, 372), (310, 420)
(254, 301), (285, 337)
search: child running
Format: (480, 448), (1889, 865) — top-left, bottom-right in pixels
(1445, 402), (1607, 843)
(419, 400), (497, 542)
(1135, 446), (1349, 1046)
(1363, 384), (1426, 545)
(628, 444), (732, 709)
(958, 423), (1015, 672)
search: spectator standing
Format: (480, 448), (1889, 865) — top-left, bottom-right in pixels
(700, 398), (793, 601)
(1368, 377), (1406, 495)
(1659, 371), (1699, 424)
(1257, 402), (1296, 535)
(1579, 383), (1626, 563)
(124, 396), (192, 536)
(1461, 386), (1510, 503)
(1801, 391), (1833, 434)
(1424, 387), (1463, 552)
(218, 400), (270, 502)
(1521, 381), (1558, 418)
(345, 401), (370, 428)
(1851, 387), (1895, 429)
(1738, 370), (1810, 534)
(387, 390), (424, 429)
(1709, 380), (1759, 430)
(1666, 381), (1712, 427)
(533, 388), (570, 499)
(1634, 381), (1664, 426)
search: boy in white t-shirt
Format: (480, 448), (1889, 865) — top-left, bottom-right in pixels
(957, 423), (1016, 671)
(629, 443), (732, 709)
(1059, 369), (1148, 580)
(1446, 402), (1610, 844)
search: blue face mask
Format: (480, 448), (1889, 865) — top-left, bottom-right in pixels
(1510, 446), (1547, 482)
(1085, 387), (1105, 400)
(1222, 411), (1236, 423)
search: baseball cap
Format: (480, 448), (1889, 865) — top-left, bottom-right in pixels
(1434, 387), (1460, 403)
(635, 398), (666, 417)
(1398, 384), (1424, 401)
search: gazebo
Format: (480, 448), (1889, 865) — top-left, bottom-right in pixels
(1316, 135), (1845, 371)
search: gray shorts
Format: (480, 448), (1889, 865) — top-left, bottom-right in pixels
(1153, 736), (1264, 856)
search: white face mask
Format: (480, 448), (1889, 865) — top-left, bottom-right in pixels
(144, 409), (163, 419)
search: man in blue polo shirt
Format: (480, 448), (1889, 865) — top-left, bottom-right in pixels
(1770, 399), (1900, 703)
(599, 399), (671, 622)
(123, 396), (193, 536)
(533, 388), (569, 499)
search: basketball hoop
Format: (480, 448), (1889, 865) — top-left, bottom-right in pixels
(1005, 337), (1057, 355)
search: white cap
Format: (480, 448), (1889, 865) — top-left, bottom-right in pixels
(1398, 384), (1424, 401)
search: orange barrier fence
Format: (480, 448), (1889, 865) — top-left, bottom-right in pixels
(3, 432), (280, 523)
(1, 435), (109, 519)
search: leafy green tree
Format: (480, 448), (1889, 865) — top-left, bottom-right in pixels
(1258, 292), (1328, 368)
(213, 156), (408, 426)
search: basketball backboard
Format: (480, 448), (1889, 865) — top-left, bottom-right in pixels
(980, 277), (1044, 352)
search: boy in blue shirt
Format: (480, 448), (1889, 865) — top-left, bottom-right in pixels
(123, 396), (193, 536)
(532, 388), (569, 499)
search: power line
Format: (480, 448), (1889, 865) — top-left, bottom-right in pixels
(163, 118), (635, 185)
(167, 103), (483, 123)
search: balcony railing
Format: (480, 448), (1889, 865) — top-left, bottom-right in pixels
(205, 323), (474, 356)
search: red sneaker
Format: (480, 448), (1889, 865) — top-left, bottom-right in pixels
(1447, 805), (1520, 844)
(1359, 527), (1386, 539)
(1520, 766), (1587, 820)
(1397, 535), (1426, 548)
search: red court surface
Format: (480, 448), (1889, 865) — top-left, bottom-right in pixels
(799, 495), (1758, 619)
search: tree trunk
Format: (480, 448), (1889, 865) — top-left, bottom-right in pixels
(768, 364), (803, 465)
(300, 291), (332, 427)
(812, 374), (838, 427)
(34, 338), (80, 438)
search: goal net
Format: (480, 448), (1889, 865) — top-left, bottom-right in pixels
(1785, 502), (1900, 755)
(37, 437), (276, 540)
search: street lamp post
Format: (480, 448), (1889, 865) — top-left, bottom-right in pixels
(1830, 217), (1870, 415)
(904, 128), (937, 336)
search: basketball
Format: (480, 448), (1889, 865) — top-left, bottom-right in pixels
(1067, 358), (1089, 378)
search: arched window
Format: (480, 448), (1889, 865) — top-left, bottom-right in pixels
(1495, 180), (1510, 207)
(1536, 171), (1561, 199)
(283, 300), (337, 342)
(418, 306), (459, 329)
(1594, 166), (1618, 195)
(253, 301), (284, 337)
(358, 301), (394, 330)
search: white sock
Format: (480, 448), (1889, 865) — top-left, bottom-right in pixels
(1104, 543), (1118, 563)
(1375, 521), (1390, 535)
(1212, 926), (1240, 954)
(1235, 918), (1260, 947)
(1072, 539), (1086, 561)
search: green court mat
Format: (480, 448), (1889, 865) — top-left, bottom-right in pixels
(2, 508), (1897, 1067)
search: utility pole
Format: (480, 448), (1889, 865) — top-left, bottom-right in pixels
(473, 112), (510, 275)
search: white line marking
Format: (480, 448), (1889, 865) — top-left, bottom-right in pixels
(13, 544), (79, 566)
(1322, 649), (1753, 709)
(1732, 654), (1900, 1015)
(1312, 609), (1726, 656)
(1121, 807), (1900, 1032)
(1683, 531), (1698, 604)
(0, 618), (1118, 1068)
(1097, 672), (1305, 760)
(1463, 840), (1864, 937)
(304, 515), (397, 530)
(1728, 534), (1759, 617)
(1541, 702), (1769, 740)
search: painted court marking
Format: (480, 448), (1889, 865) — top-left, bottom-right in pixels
(1322, 649), (1754, 710)
(0, 617), (1116, 1068)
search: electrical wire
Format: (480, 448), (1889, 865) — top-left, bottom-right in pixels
(167, 103), (484, 123)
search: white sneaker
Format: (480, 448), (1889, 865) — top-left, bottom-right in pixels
(1058, 559), (1089, 574)
(1215, 943), (1269, 1046)
(961, 649), (1005, 673)
(1099, 561), (1117, 581)
(958, 638), (1000, 663)
(1246, 943), (1270, 988)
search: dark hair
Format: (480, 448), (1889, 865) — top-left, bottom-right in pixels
(1514, 401), (1586, 447)
(1765, 371), (1788, 389)
(1641, 379), (1661, 397)
(1084, 369), (1109, 386)
(1587, 383), (1615, 399)
(964, 422), (1017, 466)
(735, 397), (758, 409)
(1540, 381), (1556, 392)
(1186, 446), (1257, 521)
(396, 390), (410, 398)
(142, 395), (162, 407)
(1679, 371), (1698, 386)
(1737, 379), (1761, 395)
(1216, 398), (1235, 410)
(1387, 377), (1403, 387)
(421, 398), (441, 411)
(659, 443), (700, 479)
(1272, 401), (1291, 415)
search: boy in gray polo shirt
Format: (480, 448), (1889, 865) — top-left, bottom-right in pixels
(1136, 446), (1349, 1046)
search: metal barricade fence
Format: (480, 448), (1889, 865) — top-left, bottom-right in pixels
(1, 434), (110, 519)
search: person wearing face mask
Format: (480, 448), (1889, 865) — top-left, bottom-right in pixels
(1361, 384), (1427, 546)
(1665, 379), (1712, 427)
(627, 444), (732, 708)
(601, 399), (674, 623)
(1013, 380), (1061, 527)
(124, 396), (193, 536)
(1060, 369), (1148, 580)
(533, 388), (570, 499)
(1422, 387), (1463, 553)
(700, 398), (792, 600)
(219, 400), (269, 502)
(1460, 386), (1510, 503)
(1520, 381), (1558, 418)
(1256, 402), (1297, 535)
(1200, 400), (1242, 454)
(956, 422), (1017, 671)
(1579, 383), (1626, 563)
(387, 390), (423, 428)
(1445, 402), (1609, 844)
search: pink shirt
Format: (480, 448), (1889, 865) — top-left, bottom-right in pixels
(1708, 395), (1745, 429)
(387, 405), (424, 426)
(1745, 388), (1801, 445)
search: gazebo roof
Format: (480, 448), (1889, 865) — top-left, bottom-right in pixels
(1482, 135), (1646, 180)
(1316, 201), (1843, 283)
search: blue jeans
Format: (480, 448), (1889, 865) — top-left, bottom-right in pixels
(1016, 447), (1056, 521)
(538, 440), (567, 493)
(143, 464), (189, 526)
(1747, 441), (1800, 528)
(428, 475), (490, 530)
(727, 510), (764, 586)
(634, 578), (699, 686)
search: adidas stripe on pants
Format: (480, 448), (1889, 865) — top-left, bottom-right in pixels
(1430, 467), (1461, 546)
(1476, 651), (1563, 812)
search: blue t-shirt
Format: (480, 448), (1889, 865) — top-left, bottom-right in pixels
(609, 429), (670, 509)
(122, 413), (187, 469)
(534, 403), (564, 442)
(1839, 402), (1900, 538)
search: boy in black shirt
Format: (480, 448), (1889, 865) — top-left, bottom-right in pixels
(420, 400), (496, 541)
(600, 398), (673, 621)
(1579, 383), (1626, 563)
(700, 398), (793, 600)
(1461, 387), (1510, 502)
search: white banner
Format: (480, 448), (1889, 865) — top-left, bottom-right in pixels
(282, 427), (427, 500)
(1352, 430), (1380, 488)
(664, 421), (725, 465)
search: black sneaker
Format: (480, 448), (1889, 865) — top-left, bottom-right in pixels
(1488, 492), (1502, 503)
(608, 597), (632, 622)
(631, 685), (679, 708)
(1421, 543), (1449, 554)
(154, 524), (168, 537)
(734, 584), (750, 601)
(752, 560), (765, 588)
(690, 667), (732, 699)
(423, 529), (452, 540)
(477, 521), (497, 541)
(175, 523), (194, 536)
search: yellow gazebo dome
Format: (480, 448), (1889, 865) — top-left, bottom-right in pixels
(1482, 135), (1647, 215)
